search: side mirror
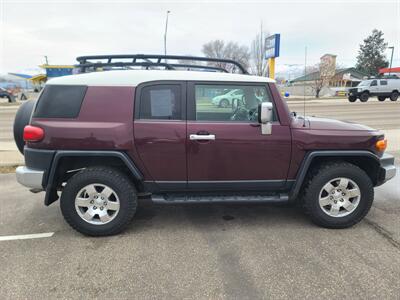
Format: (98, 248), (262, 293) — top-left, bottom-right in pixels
(258, 102), (273, 135)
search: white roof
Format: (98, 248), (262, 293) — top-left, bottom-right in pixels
(46, 70), (275, 86)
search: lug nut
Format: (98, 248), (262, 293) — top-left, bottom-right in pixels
(93, 206), (97, 209)
(334, 200), (337, 204)
(100, 207), (104, 210)
(330, 196), (333, 200)
(90, 200), (94, 204)
(340, 199), (344, 202)
(94, 195), (98, 199)
(101, 197), (104, 200)
(103, 202), (107, 206)
(342, 193), (345, 196)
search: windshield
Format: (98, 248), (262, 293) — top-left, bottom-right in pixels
(358, 80), (370, 87)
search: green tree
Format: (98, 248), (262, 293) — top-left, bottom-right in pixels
(356, 29), (388, 76)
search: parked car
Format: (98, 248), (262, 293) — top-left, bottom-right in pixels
(0, 87), (16, 102)
(14, 54), (396, 236)
(348, 78), (400, 102)
(212, 89), (244, 107)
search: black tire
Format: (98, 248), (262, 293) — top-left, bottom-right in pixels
(348, 96), (357, 102)
(390, 91), (399, 101)
(13, 100), (36, 154)
(60, 167), (137, 236)
(377, 96), (386, 102)
(302, 161), (373, 229)
(219, 99), (229, 108)
(359, 92), (369, 102)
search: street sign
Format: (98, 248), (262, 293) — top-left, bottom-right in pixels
(265, 34), (280, 59)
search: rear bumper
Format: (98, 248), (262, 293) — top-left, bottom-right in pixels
(16, 166), (44, 190)
(377, 153), (396, 185)
(16, 147), (55, 190)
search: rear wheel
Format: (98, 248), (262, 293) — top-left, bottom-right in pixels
(348, 95), (357, 102)
(359, 92), (369, 102)
(302, 162), (373, 228)
(390, 91), (399, 101)
(60, 167), (137, 236)
(377, 96), (386, 102)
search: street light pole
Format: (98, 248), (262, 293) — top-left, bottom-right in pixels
(388, 46), (394, 76)
(164, 10), (171, 56)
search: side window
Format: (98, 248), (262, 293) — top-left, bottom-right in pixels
(139, 85), (181, 120)
(370, 80), (377, 86)
(380, 80), (387, 86)
(194, 84), (273, 122)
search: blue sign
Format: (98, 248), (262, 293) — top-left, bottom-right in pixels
(265, 34), (280, 59)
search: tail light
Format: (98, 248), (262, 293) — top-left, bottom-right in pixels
(375, 139), (387, 152)
(23, 125), (44, 142)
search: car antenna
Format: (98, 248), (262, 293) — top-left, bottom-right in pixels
(303, 46), (307, 127)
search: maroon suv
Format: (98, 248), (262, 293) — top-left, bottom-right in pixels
(14, 55), (396, 236)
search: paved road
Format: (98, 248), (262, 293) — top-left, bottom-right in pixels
(0, 171), (399, 299)
(287, 98), (400, 130)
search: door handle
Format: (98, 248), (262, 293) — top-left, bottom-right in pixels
(189, 134), (216, 141)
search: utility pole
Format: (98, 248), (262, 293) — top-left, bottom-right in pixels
(388, 46), (394, 75)
(164, 10), (171, 56)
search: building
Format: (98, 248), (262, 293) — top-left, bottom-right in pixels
(290, 67), (367, 88)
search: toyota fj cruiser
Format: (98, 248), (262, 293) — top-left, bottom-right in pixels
(14, 55), (396, 236)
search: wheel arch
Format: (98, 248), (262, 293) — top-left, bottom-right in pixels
(44, 151), (143, 206)
(289, 150), (381, 202)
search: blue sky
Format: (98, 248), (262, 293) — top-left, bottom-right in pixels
(1, 0), (399, 76)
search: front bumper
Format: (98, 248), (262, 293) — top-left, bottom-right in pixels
(348, 89), (360, 97)
(16, 166), (44, 190)
(377, 153), (397, 185)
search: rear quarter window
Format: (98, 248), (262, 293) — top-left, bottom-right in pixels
(33, 85), (87, 118)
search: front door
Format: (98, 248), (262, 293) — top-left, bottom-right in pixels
(186, 82), (291, 192)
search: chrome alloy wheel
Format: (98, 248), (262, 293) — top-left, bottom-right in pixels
(318, 177), (361, 218)
(75, 183), (120, 225)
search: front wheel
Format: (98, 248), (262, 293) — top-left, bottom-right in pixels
(219, 99), (229, 108)
(61, 167), (137, 236)
(302, 162), (373, 228)
(348, 95), (357, 102)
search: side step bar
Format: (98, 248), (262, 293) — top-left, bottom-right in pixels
(151, 194), (289, 204)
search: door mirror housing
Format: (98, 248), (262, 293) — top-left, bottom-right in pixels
(258, 102), (273, 135)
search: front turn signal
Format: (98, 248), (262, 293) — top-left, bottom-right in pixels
(375, 139), (387, 152)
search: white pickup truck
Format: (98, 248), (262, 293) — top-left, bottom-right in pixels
(348, 78), (400, 102)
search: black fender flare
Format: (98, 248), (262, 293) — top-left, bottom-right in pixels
(288, 150), (380, 201)
(44, 150), (143, 206)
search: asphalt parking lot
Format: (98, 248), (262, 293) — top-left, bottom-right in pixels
(1, 98), (399, 299)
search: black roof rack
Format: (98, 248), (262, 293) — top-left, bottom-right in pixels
(75, 54), (248, 74)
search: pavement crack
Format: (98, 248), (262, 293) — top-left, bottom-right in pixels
(365, 218), (400, 250)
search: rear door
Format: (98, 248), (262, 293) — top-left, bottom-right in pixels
(133, 81), (187, 191)
(186, 82), (292, 192)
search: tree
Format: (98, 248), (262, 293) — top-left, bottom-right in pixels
(304, 64), (328, 98)
(202, 40), (250, 73)
(250, 31), (269, 76)
(356, 29), (388, 76)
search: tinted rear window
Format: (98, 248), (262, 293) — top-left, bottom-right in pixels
(33, 85), (87, 118)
